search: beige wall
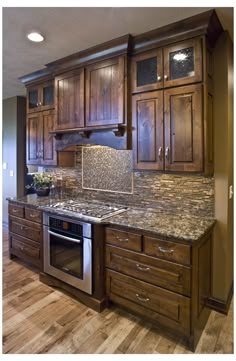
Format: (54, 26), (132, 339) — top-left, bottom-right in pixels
(2, 96), (26, 224)
(213, 31), (233, 301)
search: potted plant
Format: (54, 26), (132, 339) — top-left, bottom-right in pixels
(27, 173), (53, 196)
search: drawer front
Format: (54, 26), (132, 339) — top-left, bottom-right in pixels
(144, 236), (191, 265)
(9, 217), (42, 243)
(106, 245), (191, 296)
(9, 204), (24, 218)
(9, 233), (40, 263)
(106, 227), (142, 252)
(106, 269), (190, 336)
(25, 207), (42, 223)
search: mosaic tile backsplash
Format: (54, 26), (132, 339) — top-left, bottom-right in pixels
(82, 146), (133, 194)
(45, 146), (214, 218)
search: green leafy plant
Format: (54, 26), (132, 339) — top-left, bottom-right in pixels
(26, 173), (53, 190)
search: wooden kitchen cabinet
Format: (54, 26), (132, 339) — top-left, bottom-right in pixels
(105, 225), (213, 351)
(26, 110), (57, 166)
(132, 90), (164, 170)
(27, 80), (54, 113)
(132, 84), (203, 172)
(131, 38), (202, 93)
(8, 203), (43, 269)
(85, 56), (125, 127)
(54, 68), (85, 130)
(164, 84), (203, 172)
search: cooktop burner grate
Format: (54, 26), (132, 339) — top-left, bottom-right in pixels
(44, 200), (127, 221)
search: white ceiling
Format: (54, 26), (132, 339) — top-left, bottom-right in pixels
(2, 7), (233, 99)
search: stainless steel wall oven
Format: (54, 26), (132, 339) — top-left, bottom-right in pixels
(43, 213), (92, 295)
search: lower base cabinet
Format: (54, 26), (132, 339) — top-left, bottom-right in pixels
(8, 203), (42, 269)
(105, 226), (212, 351)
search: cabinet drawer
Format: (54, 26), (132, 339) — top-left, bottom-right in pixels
(106, 245), (191, 296)
(106, 228), (142, 252)
(106, 269), (190, 336)
(9, 204), (24, 218)
(9, 217), (42, 243)
(10, 233), (40, 262)
(25, 207), (42, 223)
(144, 236), (191, 265)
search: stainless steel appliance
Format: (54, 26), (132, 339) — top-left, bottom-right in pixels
(43, 213), (92, 294)
(43, 199), (127, 222)
(43, 200), (127, 295)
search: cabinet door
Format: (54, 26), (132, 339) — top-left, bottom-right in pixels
(41, 110), (57, 165)
(27, 81), (54, 113)
(27, 86), (40, 113)
(55, 69), (84, 130)
(86, 56), (125, 126)
(26, 113), (41, 165)
(131, 49), (163, 93)
(132, 91), (164, 170)
(164, 84), (203, 172)
(163, 38), (202, 87)
(41, 81), (54, 111)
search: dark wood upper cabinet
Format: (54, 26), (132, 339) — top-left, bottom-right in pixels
(132, 91), (164, 170)
(27, 81), (54, 113)
(132, 84), (203, 172)
(86, 56), (125, 127)
(27, 113), (40, 164)
(132, 38), (202, 93)
(164, 84), (203, 172)
(26, 110), (57, 166)
(54, 69), (85, 131)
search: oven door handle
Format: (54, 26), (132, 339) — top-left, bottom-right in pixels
(48, 230), (81, 244)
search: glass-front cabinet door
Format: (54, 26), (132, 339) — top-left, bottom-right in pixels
(131, 49), (163, 93)
(27, 86), (40, 112)
(163, 38), (202, 87)
(27, 81), (54, 113)
(41, 82), (54, 109)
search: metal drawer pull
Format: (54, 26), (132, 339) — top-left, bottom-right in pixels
(12, 209), (18, 213)
(158, 147), (163, 160)
(48, 230), (81, 244)
(20, 226), (27, 231)
(165, 147), (169, 160)
(116, 236), (129, 242)
(29, 214), (37, 218)
(136, 264), (150, 271)
(135, 294), (150, 302)
(158, 246), (174, 254)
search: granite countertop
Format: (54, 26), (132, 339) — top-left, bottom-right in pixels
(7, 194), (215, 243)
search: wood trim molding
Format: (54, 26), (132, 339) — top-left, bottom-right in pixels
(46, 34), (132, 73)
(206, 282), (233, 315)
(18, 10), (223, 85)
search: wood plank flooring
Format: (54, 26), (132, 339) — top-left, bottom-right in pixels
(2, 226), (233, 354)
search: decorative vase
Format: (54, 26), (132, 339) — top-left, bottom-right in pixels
(35, 187), (50, 197)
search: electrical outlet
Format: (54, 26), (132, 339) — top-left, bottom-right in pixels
(3, 162), (8, 170)
(229, 185), (233, 199)
(9, 170), (14, 177)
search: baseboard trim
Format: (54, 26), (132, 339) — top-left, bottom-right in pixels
(206, 282), (233, 315)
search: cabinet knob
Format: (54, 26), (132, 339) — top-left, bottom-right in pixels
(157, 75), (162, 81)
(164, 75), (168, 80)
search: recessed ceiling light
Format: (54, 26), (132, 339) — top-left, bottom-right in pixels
(27, 32), (44, 42)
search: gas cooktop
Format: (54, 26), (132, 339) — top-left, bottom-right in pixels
(43, 199), (128, 222)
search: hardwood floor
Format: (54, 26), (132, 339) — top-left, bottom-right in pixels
(2, 226), (233, 354)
